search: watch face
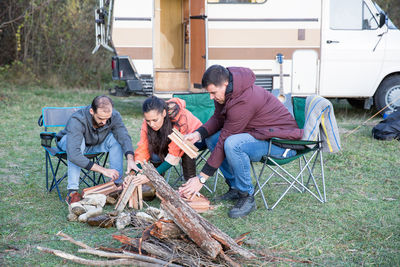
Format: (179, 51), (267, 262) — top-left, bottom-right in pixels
(199, 176), (206, 184)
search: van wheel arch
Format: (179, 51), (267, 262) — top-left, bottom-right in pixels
(374, 74), (400, 113)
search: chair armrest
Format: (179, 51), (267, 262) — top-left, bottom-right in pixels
(40, 132), (56, 147)
(268, 137), (320, 152)
(270, 137), (320, 146)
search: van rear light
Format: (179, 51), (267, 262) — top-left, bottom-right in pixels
(119, 70), (123, 78)
(111, 59), (116, 70)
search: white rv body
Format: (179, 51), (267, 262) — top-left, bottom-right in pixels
(108, 0), (400, 111)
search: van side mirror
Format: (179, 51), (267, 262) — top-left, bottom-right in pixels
(379, 12), (386, 28)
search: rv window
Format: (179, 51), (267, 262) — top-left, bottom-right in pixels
(362, 2), (378, 30)
(208, 0), (266, 3)
(330, 0), (363, 30)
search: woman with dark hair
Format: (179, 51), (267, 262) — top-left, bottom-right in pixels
(131, 96), (202, 188)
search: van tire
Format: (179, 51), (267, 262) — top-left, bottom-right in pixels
(347, 98), (365, 109)
(374, 75), (400, 113)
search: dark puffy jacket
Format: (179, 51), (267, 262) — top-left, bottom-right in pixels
(199, 67), (303, 176)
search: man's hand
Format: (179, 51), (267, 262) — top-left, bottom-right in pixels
(102, 168), (120, 181)
(126, 154), (140, 174)
(178, 176), (203, 199)
(184, 131), (201, 144)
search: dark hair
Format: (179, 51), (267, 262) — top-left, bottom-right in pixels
(142, 96), (181, 161)
(201, 64), (229, 88)
(91, 95), (113, 113)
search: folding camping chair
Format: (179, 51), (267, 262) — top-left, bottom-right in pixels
(166, 93), (223, 194)
(250, 97), (326, 210)
(38, 107), (109, 200)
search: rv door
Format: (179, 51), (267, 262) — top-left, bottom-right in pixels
(189, 0), (207, 91)
(320, 0), (386, 98)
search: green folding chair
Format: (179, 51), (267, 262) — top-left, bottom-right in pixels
(250, 97), (326, 210)
(168, 93), (222, 194)
(38, 107), (109, 200)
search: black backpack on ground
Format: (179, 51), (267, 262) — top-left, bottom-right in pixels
(372, 109), (400, 141)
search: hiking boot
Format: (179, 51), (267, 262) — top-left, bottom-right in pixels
(228, 191), (256, 219)
(65, 190), (81, 205)
(214, 188), (240, 202)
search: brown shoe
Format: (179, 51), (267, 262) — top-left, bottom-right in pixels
(66, 190), (82, 205)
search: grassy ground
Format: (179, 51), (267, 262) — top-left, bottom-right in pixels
(0, 84), (399, 266)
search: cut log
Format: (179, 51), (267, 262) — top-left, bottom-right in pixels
(150, 219), (184, 239)
(141, 162), (256, 260)
(182, 193), (212, 213)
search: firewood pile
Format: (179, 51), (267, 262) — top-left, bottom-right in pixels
(37, 162), (314, 266)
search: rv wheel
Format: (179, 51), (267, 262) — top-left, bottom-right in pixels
(374, 75), (400, 113)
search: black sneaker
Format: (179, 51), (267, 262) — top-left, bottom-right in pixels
(214, 188), (241, 201)
(228, 192), (256, 219)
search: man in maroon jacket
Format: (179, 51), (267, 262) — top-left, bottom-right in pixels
(179, 65), (303, 218)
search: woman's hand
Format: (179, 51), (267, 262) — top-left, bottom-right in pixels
(132, 174), (150, 186)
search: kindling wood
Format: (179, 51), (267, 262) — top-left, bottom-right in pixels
(82, 181), (121, 197)
(115, 175), (143, 212)
(168, 129), (198, 159)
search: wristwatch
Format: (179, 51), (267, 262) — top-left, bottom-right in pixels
(197, 174), (207, 184)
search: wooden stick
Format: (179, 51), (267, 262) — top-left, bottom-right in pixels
(137, 184), (143, 210)
(115, 178), (137, 212)
(172, 128), (199, 152)
(128, 192), (134, 209)
(115, 176), (132, 208)
(132, 187), (139, 210)
(82, 181), (117, 196)
(219, 250), (241, 267)
(56, 231), (92, 249)
(77, 248), (182, 267)
(169, 132), (198, 158)
(36, 246), (159, 267)
(168, 133), (198, 159)
(112, 235), (172, 259)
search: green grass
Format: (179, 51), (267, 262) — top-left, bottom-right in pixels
(0, 84), (399, 266)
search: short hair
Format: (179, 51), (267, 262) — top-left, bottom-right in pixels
(201, 65), (229, 88)
(91, 95), (113, 113)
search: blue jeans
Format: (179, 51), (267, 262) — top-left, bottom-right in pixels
(206, 131), (296, 195)
(58, 133), (123, 190)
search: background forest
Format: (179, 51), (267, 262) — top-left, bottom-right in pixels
(0, 0), (399, 89)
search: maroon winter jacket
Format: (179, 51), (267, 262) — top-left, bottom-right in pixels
(198, 67), (303, 176)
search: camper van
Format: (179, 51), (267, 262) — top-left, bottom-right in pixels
(95, 0), (400, 112)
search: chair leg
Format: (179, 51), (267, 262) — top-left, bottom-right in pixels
(45, 151), (49, 191)
(251, 162), (269, 209)
(267, 152), (323, 209)
(303, 152), (323, 202)
(320, 151), (326, 202)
